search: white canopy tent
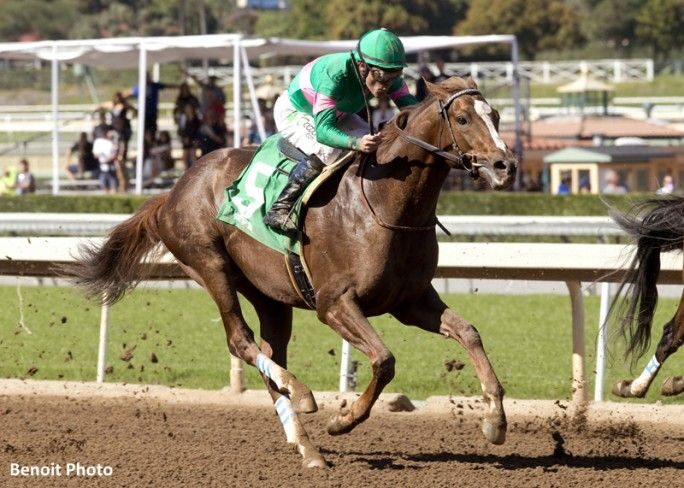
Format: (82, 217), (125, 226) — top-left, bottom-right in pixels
(0, 34), (520, 194)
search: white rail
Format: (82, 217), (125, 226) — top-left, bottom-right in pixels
(1, 213), (623, 237)
(1, 236), (681, 408)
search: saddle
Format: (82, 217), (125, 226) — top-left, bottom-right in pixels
(216, 134), (354, 309)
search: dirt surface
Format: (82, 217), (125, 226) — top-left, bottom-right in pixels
(0, 383), (683, 488)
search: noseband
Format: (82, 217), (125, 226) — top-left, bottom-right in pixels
(393, 88), (482, 176)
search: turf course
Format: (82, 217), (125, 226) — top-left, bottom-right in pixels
(1, 285), (682, 404)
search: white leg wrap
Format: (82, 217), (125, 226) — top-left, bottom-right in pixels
(275, 396), (297, 444)
(630, 354), (660, 395)
(255, 353), (287, 391)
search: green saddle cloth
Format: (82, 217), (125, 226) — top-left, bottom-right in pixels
(216, 134), (302, 255)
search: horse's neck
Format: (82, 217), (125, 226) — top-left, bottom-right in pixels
(361, 149), (448, 227)
(359, 113), (448, 228)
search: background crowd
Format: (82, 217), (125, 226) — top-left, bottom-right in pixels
(52, 62), (456, 195)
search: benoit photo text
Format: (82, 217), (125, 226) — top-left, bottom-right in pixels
(9, 462), (113, 478)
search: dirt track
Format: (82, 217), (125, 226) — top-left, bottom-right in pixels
(1, 384), (683, 487)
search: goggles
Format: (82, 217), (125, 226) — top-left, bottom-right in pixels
(368, 66), (402, 85)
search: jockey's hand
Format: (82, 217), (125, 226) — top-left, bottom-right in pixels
(359, 133), (384, 153)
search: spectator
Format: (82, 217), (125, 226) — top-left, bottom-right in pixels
(602, 169), (627, 194)
(244, 100), (276, 145)
(156, 131), (175, 172)
(109, 91), (136, 162)
(15, 158), (36, 195)
(434, 57), (454, 83)
(92, 110), (113, 140)
(557, 174), (571, 195)
(415, 64), (436, 102)
(372, 97), (396, 130)
(198, 110), (228, 156)
(174, 82), (200, 128)
(0, 165), (17, 195)
(93, 130), (120, 194)
(579, 175), (591, 194)
(656, 174), (674, 194)
(186, 72), (226, 121)
(177, 103), (201, 168)
(65, 132), (98, 180)
(125, 74), (179, 138)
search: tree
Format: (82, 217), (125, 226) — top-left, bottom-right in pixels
(0, 0), (77, 41)
(581, 0), (643, 55)
(322, 0), (463, 39)
(635, 0), (684, 61)
(454, 0), (586, 60)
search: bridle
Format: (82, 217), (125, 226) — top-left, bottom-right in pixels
(360, 88), (484, 233)
(392, 88), (483, 176)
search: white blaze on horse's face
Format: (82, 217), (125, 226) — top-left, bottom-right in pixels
(473, 100), (507, 152)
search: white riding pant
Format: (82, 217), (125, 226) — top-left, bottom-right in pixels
(273, 93), (368, 164)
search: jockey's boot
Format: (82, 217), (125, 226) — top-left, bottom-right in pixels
(263, 154), (324, 234)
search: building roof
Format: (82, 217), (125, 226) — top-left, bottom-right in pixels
(530, 115), (684, 140)
(543, 145), (674, 164)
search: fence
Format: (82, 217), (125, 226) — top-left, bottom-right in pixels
(1, 232), (681, 409)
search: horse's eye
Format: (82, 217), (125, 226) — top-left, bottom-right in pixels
(456, 116), (468, 126)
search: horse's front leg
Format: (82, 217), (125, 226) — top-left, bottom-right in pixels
(318, 289), (395, 435)
(613, 290), (684, 398)
(392, 286), (507, 445)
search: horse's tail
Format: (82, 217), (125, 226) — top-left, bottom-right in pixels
(610, 195), (684, 361)
(62, 193), (169, 306)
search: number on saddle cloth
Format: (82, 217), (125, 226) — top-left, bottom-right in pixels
(216, 135), (310, 255)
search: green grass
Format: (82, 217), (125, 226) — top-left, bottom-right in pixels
(1, 285), (682, 404)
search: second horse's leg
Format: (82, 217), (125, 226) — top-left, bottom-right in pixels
(392, 286), (507, 445)
(613, 290), (684, 398)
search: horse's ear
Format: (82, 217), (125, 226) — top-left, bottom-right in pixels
(425, 79), (449, 98)
(465, 76), (478, 89)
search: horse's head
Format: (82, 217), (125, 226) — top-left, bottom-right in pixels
(415, 77), (517, 190)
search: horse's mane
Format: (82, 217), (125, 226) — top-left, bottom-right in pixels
(380, 76), (473, 146)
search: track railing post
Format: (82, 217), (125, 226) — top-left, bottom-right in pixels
(96, 298), (109, 383)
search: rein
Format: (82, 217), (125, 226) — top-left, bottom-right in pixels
(359, 88), (483, 233)
(359, 156), (437, 232)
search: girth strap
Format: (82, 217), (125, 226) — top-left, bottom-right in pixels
(286, 252), (316, 309)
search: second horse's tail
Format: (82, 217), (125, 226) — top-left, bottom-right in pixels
(611, 195), (684, 360)
(62, 193), (169, 305)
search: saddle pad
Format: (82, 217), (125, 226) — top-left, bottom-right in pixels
(216, 135), (355, 256)
(216, 134), (300, 255)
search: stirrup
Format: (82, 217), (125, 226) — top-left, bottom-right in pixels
(263, 209), (297, 233)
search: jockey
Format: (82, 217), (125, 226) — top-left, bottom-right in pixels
(263, 28), (418, 233)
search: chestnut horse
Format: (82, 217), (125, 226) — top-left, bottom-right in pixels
(609, 196), (684, 398)
(65, 78), (517, 467)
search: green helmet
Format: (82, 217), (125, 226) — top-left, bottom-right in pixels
(356, 28), (406, 70)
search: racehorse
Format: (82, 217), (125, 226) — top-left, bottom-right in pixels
(609, 196), (684, 398)
(64, 77), (517, 468)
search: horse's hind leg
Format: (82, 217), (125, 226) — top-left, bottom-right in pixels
(391, 286), (507, 445)
(239, 282), (325, 468)
(318, 289), (395, 436)
(613, 289), (684, 398)
(183, 251), (322, 466)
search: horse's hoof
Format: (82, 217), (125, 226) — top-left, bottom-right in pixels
(292, 390), (318, 414)
(611, 380), (633, 398)
(302, 455), (328, 469)
(482, 418), (507, 445)
(326, 415), (354, 436)
(661, 376), (684, 396)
